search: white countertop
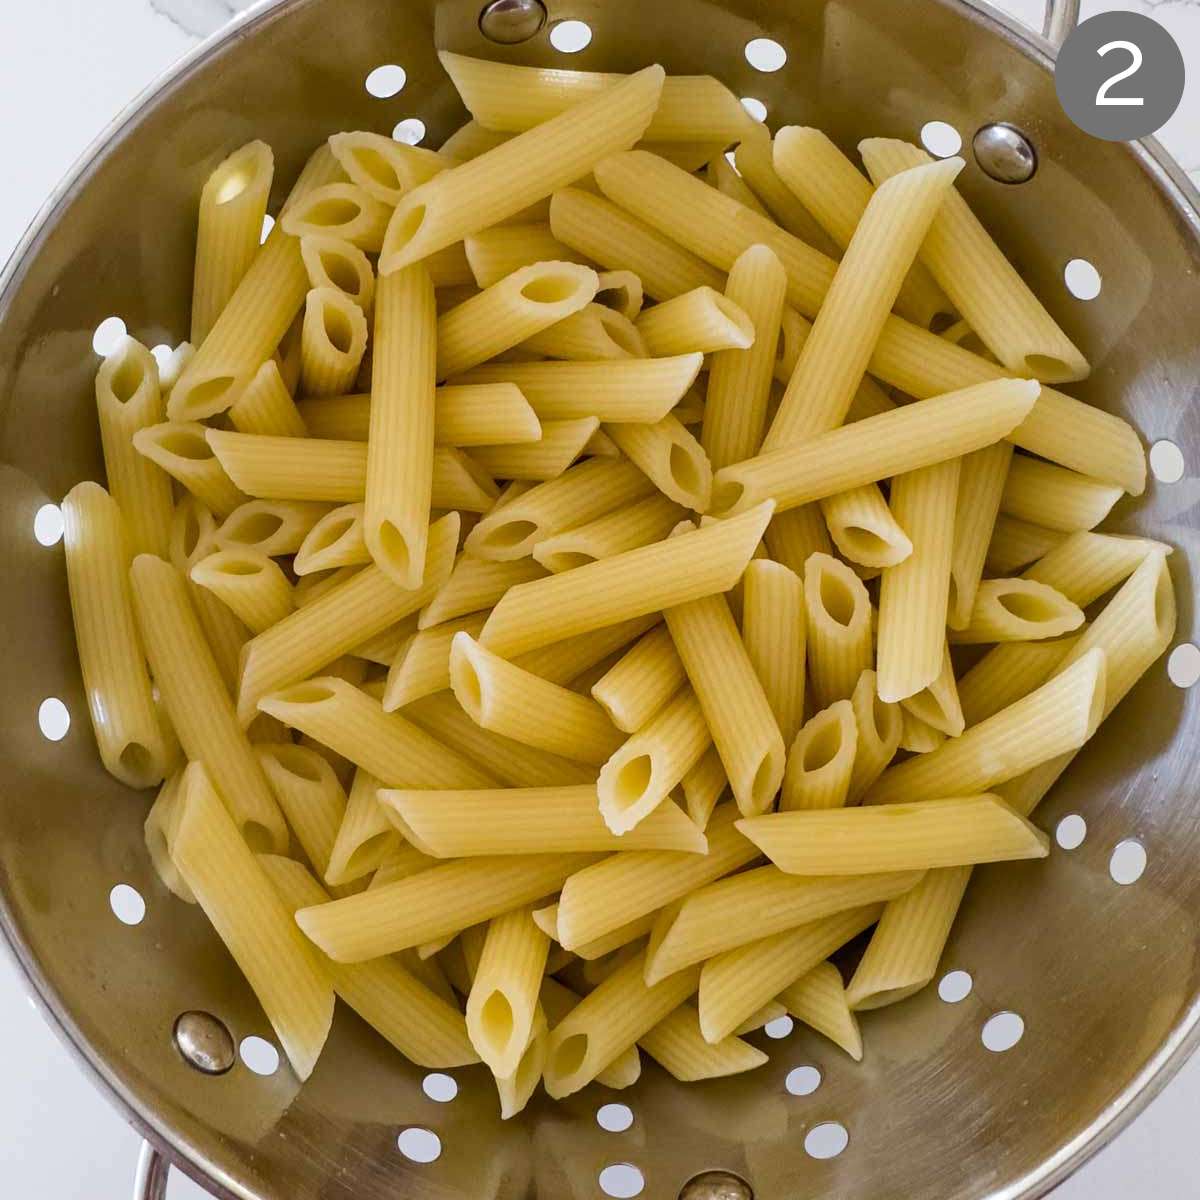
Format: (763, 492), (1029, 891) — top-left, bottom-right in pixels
(1, 1), (1198, 1197)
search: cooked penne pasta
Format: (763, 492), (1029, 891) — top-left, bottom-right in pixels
(636, 287), (754, 357)
(281, 182), (391, 251)
(594, 269), (645, 321)
(300, 286), (368, 397)
(521, 303), (646, 361)
(190, 547), (293, 634)
(534, 494), (684, 574)
(469, 418), (600, 481)
(949, 578), (1085, 644)
(986, 514), (1069, 575)
(293, 502), (370, 575)
(331, 130), (451, 202)
(780, 960), (863, 1059)
(781, 700), (858, 811)
(900, 643), (965, 737)
(463, 222), (586, 288)
(804, 553), (873, 708)
(706, 151), (771, 216)
(383, 612), (487, 710)
(948, 442), (1012, 628)
(640, 1004), (767, 1081)
(539, 978), (642, 1088)
(134, 422), (246, 517)
(300, 233), (375, 312)
(764, 505), (832, 573)
(844, 669), (901, 802)
(1024, 531), (1168, 607)
(144, 772), (195, 902)
(214, 498), (331, 556)
(821, 484), (913, 570)
(325, 769), (401, 885)
(591, 624), (687, 734)
(420, 554), (546, 629)
(1000, 455), (1124, 533)
(228, 359), (307, 437)
(957, 637), (1079, 727)
(605, 415), (713, 511)
(681, 746), (728, 829)
(733, 128), (832, 250)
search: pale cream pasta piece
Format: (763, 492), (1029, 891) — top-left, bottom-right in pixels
(876, 458), (960, 703)
(845, 669), (902, 802)
(381, 785), (707, 857)
(214, 498), (332, 556)
(556, 804), (756, 950)
(764, 506), (832, 573)
(295, 852), (597, 961)
(738, 794), (1048, 875)
(846, 866), (972, 1011)
(300, 233), (375, 313)
(866, 646), (1106, 805)
(450, 633), (623, 765)
(383, 612), (487, 710)
(94, 337), (174, 556)
(463, 222), (587, 288)
(166, 764), (333, 1079)
(590, 624), (687, 734)
(597, 687), (712, 835)
(804, 553), (873, 709)
(957, 637), (1079, 727)
(639, 1004), (767, 1081)
(733, 1002), (789, 1038)
(439, 53), (749, 144)
(350, 613), (419, 666)
(189, 547), (293, 634)
(281, 182), (391, 251)
(325, 769), (401, 886)
(900, 643), (965, 737)
(1000, 454), (1124, 533)
(191, 140), (275, 344)
(594, 269), (644, 321)
(276, 310), (306, 393)
(469, 418), (600, 482)
(299, 286), (368, 398)
(129, 553), (287, 850)
(986, 514), (1069, 575)
(328, 131), (450, 205)
(949, 578), (1085, 644)
(899, 709), (947, 753)
(540, 978), (642, 1088)
(698, 904), (882, 1044)
(420, 554), (546, 629)
(781, 700), (858, 811)
(681, 746), (728, 829)
(644, 865), (919, 985)
(732, 127), (837, 252)
(453, 353), (702, 423)
(380, 67), (664, 271)
(820, 484), (911, 571)
(134, 422), (247, 518)
(493, 1006), (549, 1121)
(238, 512), (458, 723)
(543, 950), (701, 1099)
(228, 359), (307, 437)
(607, 415), (713, 511)
(533, 494), (685, 574)
(711, 379), (1037, 518)
(144, 772), (195, 902)
(949, 442), (1013, 629)
(61, 483), (173, 787)
(860, 137), (1088, 383)
(636, 286), (754, 357)
(702, 245), (787, 470)
(521, 303), (647, 362)
(467, 457), (654, 561)
(293, 502), (370, 575)
(1024, 531), (1169, 607)
(369, 842), (437, 890)
(706, 152), (771, 217)
(780, 961), (863, 1059)
(292, 564), (362, 608)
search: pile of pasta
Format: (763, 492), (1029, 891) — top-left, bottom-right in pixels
(62, 51), (1175, 1116)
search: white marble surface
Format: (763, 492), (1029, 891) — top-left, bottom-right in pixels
(0, 1), (1198, 1197)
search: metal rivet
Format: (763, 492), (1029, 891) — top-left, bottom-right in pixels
(479, 0), (547, 44)
(972, 123), (1038, 184)
(173, 1011), (236, 1075)
(678, 1171), (754, 1200)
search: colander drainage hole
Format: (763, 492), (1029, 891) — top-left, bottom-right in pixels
(937, 970), (973, 1003)
(398, 1127), (442, 1163)
(1055, 814), (1087, 850)
(804, 1122), (849, 1160)
(38, 697), (70, 741)
(981, 1012), (1024, 1052)
(239, 1035), (280, 1075)
(920, 121), (962, 158)
(764, 1015), (794, 1039)
(1168, 644), (1200, 688)
(260, 213), (275, 243)
(1109, 839), (1147, 885)
(1064, 259), (1102, 300)
(108, 883), (146, 926)
(150, 344), (174, 372)
(33, 503), (64, 546)
(740, 97), (768, 122)
(549, 20), (592, 53)
(365, 64), (406, 98)
(745, 38), (787, 72)
(785, 1065), (821, 1096)
(1149, 440), (1185, 484)
(422, 1072), (458, 1102)
(597, 1102), (634, 1132)
(393, 118), (426, 145)
(599, 1163), (644, 1198)
(92, 316), (127, 357)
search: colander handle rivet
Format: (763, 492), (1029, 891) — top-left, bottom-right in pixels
(479, 0), (548, 44)
(972, 123), (1039, 184)
(172, 1010), (236, 1075)
(678, 1170), (755, 1200)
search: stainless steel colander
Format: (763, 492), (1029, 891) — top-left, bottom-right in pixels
(2, 0), (1199, 1196)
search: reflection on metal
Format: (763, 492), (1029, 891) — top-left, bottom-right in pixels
(173, 1011), (236, 1075)
(973, 123), (1038, 184)
(479, 0), (547, 44)
(678, 1171), (754, 1200)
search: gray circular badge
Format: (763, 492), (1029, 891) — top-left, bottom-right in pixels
(1056, 12), (1185, 141)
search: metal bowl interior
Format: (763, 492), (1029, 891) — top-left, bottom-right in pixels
(1, 1), (1199, 1198)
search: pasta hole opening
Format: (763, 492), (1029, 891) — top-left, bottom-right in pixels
(158, 430), (215, 461)
(216, 557), (265, 577)
(613, 755), (654, 810)
(391, 204), (428, 253)
(996, 590), (1058, 623)
(669, 444), (703, 498)
(323, 306), (357, 355)
(278, 682), (338, 706)
(596, 286), (632, 315)
(714, 294), (754, 344)
(870, 692), (893, 742)
(839, 525), (891, 561)
(351, 147), (402, 190)
(928, 311), (958, 334)
(118, 742), (157, 786)
(481, 519), (539, 551)
(1154, 564), (1174, 636)
(242, 822), (277, 855)
(178, 509), (203, 558)
(750, 752), (779, 810)
(513, 1029), (543, 1092)
(110, 354), (146, 403)
(520, 272), (586, 305)
(480, 990), (515, 1049)
(453, 653), (485, 718)
(378, 521), (412, 581)
(312, 517), (356, 552)
(552, 1032), (589, 1078)
(305, 198), (363, 229)
(345, 832), (392, 877)
(225, 511), (284, 547)
(321, 251), (363, 295)
(710, 480), (744, 515)
(545, 551), (595, 572)
(271, 746), (324, 782)
(1023, 354), (1071, 379)
(818, 571), (857, 627)
(802, 718), (843, 772)
(182, 375), (240, 414)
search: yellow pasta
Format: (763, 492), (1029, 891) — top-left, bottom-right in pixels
(843, 669), (900, 802)
(606, 415), (713, 511)
(325, 769), (401, 886)
(300, 233), (375, 314)
(300, 286), (368, 397)
(1001, 455), (1125, 533)
(281, 182), (391, 251)
(1024, 531), (1168, 607)
(900, 643), (965, 737)
(190, 547), (293, 634)
(594, 269), (644, 321)
(949, 578), (1085, 644)
(986, 514), (1069, 575)
(732, 128), (833, 250)
(227, 359), (307, 437)
(590, 624), (687, 734)
(949, 442), (1013, 629)
(292, 502), (369, 575)
(781, 700), (858, 811)
(469, 418), (601, 482)
(636, 286), (754, 357)
(681, 746), (728, 829)
(144, 772), (194, 902)
(763, 506), (831, 574)
(706, 151), (771, 217)
(780, 961), (863, 1059)
(463, 222), (586, 289)
(133, 422), (247, 518)
(214, 498), (331, 556)
(383, 612), (487, 710)
(899, 709), (947, 754)
(534, 494), (684, 574)
(640, 1003), (767, 1082)
(521, 303), (647, 361)
(957, 638), (1079, 728)
(804, 553), (873, 708)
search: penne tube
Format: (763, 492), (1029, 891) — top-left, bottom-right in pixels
(556, 804), (756, 950)
(605, 415), (713, 511)
(703, 244), (787, 470)
(467, 908), (550, 1078)
(294, 502), (370, 575)
(706, 152), (771, 216)
(521, 303), (647, 361)
(591, 624), (687, 734)
(846, 669), (902, 802)
(438, 261), (598, 377)
(383, 612), (487, 710)
(1000, 455), (1124, 533)
(986, 514), (1069, 575)
(644, 865), (919, 985)
(780, 961), (863, 1059)
(380, 67), (664, 271)
(260, 676), (496, 788)
(595, 269), (644, 321)
(534, 494), (685, 574)
(300, 286), (368, 397)
(876, 458), (960, 703)
(440, 53), (749, 144)
(900, 643), (965, 737)
(866, 647), (1106, 805)
(949, 442), (1013, 628)
(144, 772), (195, 902)
(325, 769), (401, 885)
(466, 458), (654, 561)
(845, 865), (973, 1012)
(597, 687), (712, 834)
(681, 746), (728, 829)
(260, 853), (477, 1067)
(380, 785), (707, 856)
(190, 547), (293, 634)
(95, 338), (173, 556)
(540, 978), (642, 1089)
(295, 852), (597, 961)
(820, 485), (913, 570)
(351, 616), (418, 667)
(860, 138), (1088, 382)
(228, 359), (307, 437)
(899, 709), (946, 753)
(167, 765), (333, 1079)
(62, 483), (172, 787)
(1023, 532), (1169, 608)
(639, 1004), (767, 1082)
(733, 1001), (788, 1037)
(426, 244), (477, 288)
(733, 129), (832, 250)
(281, 182), (391, 251)
(129, 554), (286, 850)
(782, 700), (857, 811)
(134, 422), (246, 518)
(804, 553), (873, 708)
(771, 125), (952, 328)
(957, 637), (1079, 727)
(738, 795), (1048, 875)
(420, 554), (546, 628)
(292, 565), (361, 608)
(773, 305), (807, 383)
(214, 498), (331, 556)
(450, 633), (623, 764)
(300, 234), (375, 313)
(469, 418), (600, 481)
(276, 310), (305, 393)
(543, 951), (701, 1099)
(949, 578), (1085, 644)
(191, 140), (275, 344)
(764, 505), (832, 573)
(464, 222), (587, 288)
(452, 353), (703, 423)
(370, 842), (437, 890)
(711, 379), (1038, 517)
(741, 559), (808, 744)
(328, 131), (450, 205)
(698, 904), (882, 1044)
(636, 287), (754, 357)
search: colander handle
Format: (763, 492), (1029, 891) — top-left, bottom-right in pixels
(133, 1140), (169, 1200)
(1041, 0), (1080, 48)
